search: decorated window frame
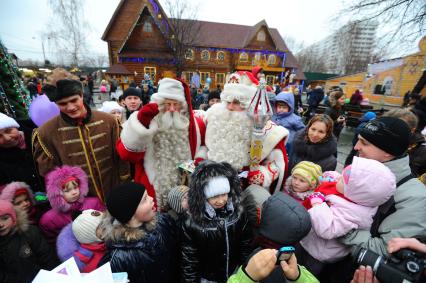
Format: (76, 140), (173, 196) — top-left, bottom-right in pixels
(200, 72), (210, 85)
(216, 51), (225, 61)
(265, 75), (275, 86)
(185, 49), (194, 60)
(267, 54), (276, 65)
(184, 71), (194, 84)
(215, 73), (225, 85)
(239, 52), (248, 62)
(144, 66), (156, 81)
(201, 50), (210, 61)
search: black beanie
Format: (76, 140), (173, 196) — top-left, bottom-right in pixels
(359, 116), (410, 157)
(208, 90), (221, 102)
(106, 182), (146, 224)
(123, 87), (142, 100)
(55, 79), (83, 101)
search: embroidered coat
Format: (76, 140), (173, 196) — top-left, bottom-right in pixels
(32, 107), (130, 201)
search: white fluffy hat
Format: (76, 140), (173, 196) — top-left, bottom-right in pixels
(221, 73), (257, 109)
(151, 78), (186, 105)
(204, 176), (230, 199)
(72, 209), (104, 244)
(98, 101), (124, 114)
(0, 112), (19, 130)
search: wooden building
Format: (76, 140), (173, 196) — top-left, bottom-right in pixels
(102, 0), (305, 88)
(324, 36), (426, 106)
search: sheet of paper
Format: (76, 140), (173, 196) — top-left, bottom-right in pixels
(51, 257), (81, 278)
(81, 262), (114, 283)
(32, 270), (75, 283)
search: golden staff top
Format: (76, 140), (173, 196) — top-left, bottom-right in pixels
(247, 77), (273, 170)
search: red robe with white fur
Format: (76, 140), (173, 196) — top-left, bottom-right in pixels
(116, 110), (206, 208)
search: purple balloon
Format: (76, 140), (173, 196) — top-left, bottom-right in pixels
(29, 95), (60, 127)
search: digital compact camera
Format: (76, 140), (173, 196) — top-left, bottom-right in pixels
(276, 246), (295, 264)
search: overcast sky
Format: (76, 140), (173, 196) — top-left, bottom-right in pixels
(0, 0), (417, 63)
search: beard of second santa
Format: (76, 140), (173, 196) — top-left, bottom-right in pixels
(206, 104), (253, 170)
(152, 110), (191, 209)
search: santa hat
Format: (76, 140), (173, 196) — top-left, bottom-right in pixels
(0, 113), (19, 130)
(98, 101), (124, 114)
(221, 73), (257, 109)
(151, 78), (187, 107)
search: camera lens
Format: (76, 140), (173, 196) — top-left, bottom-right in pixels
(355, 247), (383, 273)
(406, 261), (420, 273)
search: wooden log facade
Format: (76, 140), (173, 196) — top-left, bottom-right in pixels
(102, 0), (305, 87)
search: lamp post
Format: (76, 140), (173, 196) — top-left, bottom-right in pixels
(247, 77), (273, 170)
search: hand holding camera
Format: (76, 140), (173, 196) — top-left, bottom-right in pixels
(337, 115), (346, 123)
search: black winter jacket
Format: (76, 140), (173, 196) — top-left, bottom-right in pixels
(409, 132), (426, 176)
(99, 213), (178, 283)
(290, 129), (337, 172)
(0, 212), (58, 283)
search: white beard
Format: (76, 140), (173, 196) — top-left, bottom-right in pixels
(205, 103), (253, 170)
(152, 111), (191, 209)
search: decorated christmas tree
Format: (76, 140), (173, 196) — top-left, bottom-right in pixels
(0, 39), (31, 119)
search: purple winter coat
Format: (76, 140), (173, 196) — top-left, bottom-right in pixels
(39, 166), (105, 244)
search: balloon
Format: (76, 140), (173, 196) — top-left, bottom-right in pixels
(206, 77), (212, 84)
(345, 98), (350, 104)
(29, 95), (60, 127)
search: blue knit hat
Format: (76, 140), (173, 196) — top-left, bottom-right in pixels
(360, 111), (376, 122)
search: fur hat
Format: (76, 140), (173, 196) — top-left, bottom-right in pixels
(359, 116), (410, 157)
(221, 73), (257, 109)
(151, 78), (186, 105)
(72, 209), (103, 244)
(0, 181), (35, 205)
(291, 161), (322, 187)
(208, 90), (221, 102)
(45, 166), (89, 212)
(55, 79), (83, 102)
(258, 192), (311, 247)
(0, 113), (19, 130)
(98, 101), (124, 114)
(0, 200), (16, 224)
(204, 176), (230, 199)
(167, 185), (189, 214)
(106, 182), (146, 224)
(189, 161), (241, 224)
(122, 87), (142, 100)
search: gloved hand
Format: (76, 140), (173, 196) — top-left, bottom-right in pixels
(137, 103), (159, 128)
(308, 192), (325, 206)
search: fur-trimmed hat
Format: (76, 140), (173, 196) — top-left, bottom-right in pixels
(55, 79), (83, 102)
(72, 209), (104, 244)
(167, 185), (189, 214)
(0, 112), (19, 130)
(45, 166), (89, 212)
(151, 78), (187, 106)
(189, 161), (241, 224)
(221, 73), (257, 109)
(98, 101), (124, 114)
(0, 181), (35, 205)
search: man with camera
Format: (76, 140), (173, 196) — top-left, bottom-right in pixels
(351, 237), (426, 283)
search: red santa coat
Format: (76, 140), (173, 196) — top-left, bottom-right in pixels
(116, 109), (206, 208)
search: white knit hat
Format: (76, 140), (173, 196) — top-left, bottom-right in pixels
(151, 78), (186, 105)
(72, 209), (104, 244)
(98, 101), (124, 114)
(204, 176), (230, 199)
(221, 73), (257, 109)
(0, 112), (19, 130)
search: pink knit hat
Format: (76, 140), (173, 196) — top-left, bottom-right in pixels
(0, 200), (17, 224)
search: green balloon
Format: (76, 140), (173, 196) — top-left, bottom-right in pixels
(345, 98), (350, 104)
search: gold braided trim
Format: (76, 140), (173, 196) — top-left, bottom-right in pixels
(77, 127), (104, 201)
(32, 130), (54, 160)
(90, 132), (106, 141)
(58, 126), (78, 132)
(62, 138), (82, 145)
(93, 145), (108, 153)
(84, 125), (105, 201)
(87, 120), (104, 128)
(68, 151), (85, 157)
(97, 156), (111, 164)
(120, 174), (131, 181)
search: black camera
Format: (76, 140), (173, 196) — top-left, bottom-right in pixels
(354, 246), (426, 283)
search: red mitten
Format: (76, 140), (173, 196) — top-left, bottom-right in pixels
(248, 170), (265, 186)
(137, 103), (159, 128)
(307, 192), (326, 206)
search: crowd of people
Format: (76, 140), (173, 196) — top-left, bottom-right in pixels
(0, 66), (425, 283)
